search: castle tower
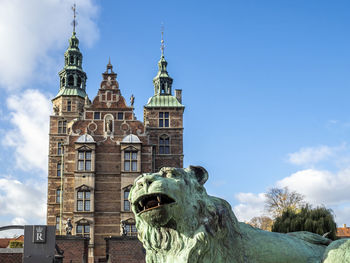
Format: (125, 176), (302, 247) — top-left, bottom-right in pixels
(144, 33), (185, 170)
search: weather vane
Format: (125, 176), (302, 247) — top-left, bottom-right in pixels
(72, 3), (77, 33)
(161, 23), (165, 56)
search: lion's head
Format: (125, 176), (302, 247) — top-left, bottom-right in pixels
(129, 166), (241, 262)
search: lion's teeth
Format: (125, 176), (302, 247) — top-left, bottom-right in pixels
(139, 201), (143, 208)
(157, 195), (161, 203)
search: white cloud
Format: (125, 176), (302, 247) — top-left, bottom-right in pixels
(277, 168), (350, 207)
(0, 178), (46, 222)
(233, 168), (350, 225)
(2, 89), (51, 173)
(287, 145), (337, 166)
(233, 193), (266, 222)
(0, 0), (99, 90)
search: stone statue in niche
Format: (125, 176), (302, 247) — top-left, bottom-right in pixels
(129, 166), (350, 263)
(65, 218), (73, 235)
(105, 115), (113, 135)
(107, 76), (112, 87)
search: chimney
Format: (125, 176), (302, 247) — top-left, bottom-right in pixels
(175, 89), (182, 104)
(344, 224), (347, 228)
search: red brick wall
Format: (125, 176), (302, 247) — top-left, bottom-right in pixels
(56, 235), (89, 263)
(0, 249), (22, 263)
(105, 236), (145, 263)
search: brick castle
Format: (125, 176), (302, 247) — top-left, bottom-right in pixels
(47, 27), (184, 262)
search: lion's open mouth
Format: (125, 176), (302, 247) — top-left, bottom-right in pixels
(134, 193), (176, 214)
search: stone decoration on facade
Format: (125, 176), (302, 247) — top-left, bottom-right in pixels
(129, 166), (350, 263)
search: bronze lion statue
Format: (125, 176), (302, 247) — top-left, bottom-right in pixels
(129, 166), (350, 263)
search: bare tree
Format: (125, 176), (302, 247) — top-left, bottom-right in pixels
(248, 216), (274, 231)
(265, 187), (304, 218)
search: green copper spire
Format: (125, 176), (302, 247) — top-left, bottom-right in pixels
(153, 29), (173, 96)
(145, 29), (184, 109)
(54, 4), (87, 99)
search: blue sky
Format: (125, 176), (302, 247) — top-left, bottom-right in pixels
(1, 0), (350, 236)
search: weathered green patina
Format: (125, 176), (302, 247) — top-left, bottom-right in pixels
(129, 166), (350, 263)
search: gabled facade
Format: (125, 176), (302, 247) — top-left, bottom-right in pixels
(47, 30), (184, 262)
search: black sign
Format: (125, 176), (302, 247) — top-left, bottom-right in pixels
(24, 225), (56, 263)
(33, 225), (46, 243)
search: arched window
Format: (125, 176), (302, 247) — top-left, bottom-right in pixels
(61, 77), (65, 87)
(57, 162), (61, 177)
(68, 75), (74, 86)
(159, 135), (170, 154)
(70, 56), (74, 64)
(124, 190), (130, 211)
(76, 224), (90, 238)
(78, 150), (92, 171)
(77, 77), (82, 88)
(77, 190), (90, 211)
(161, 83), (165, 94)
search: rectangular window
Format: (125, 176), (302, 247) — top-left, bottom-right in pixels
(77, 190), (91, 211)
(118, 112), (124, 120)
(159, 112), (169, 127)
(94, 112), (100, 120)
(67, 100), (71, 112)
(57, 163), (61, 177)
(58, 121), (67, 134)
(125, 224), (137, 236)
(159, 136), (170, 154)
(57, 142), (64, 155)
(77, 224), (90, 237)
(56, 189), (62, 203)
(124, 190), (130, 211)
(78, 151), (92, 171)
(124, 151), (137, 172)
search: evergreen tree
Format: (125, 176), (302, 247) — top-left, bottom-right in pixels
(271, 205), (338, 240)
